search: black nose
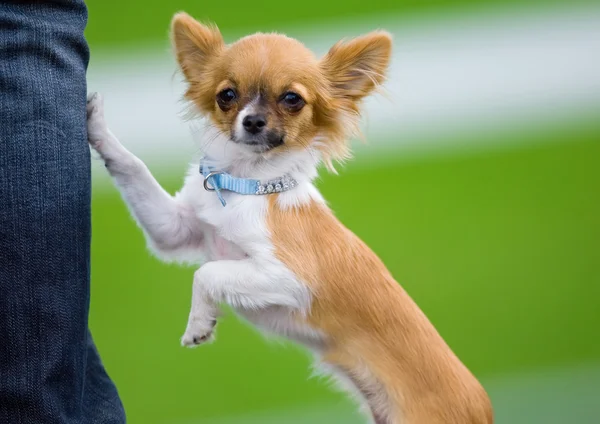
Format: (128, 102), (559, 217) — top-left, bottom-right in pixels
(242, 114), (266, 134)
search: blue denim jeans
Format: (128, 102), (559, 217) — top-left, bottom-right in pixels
(0, 1), (125, 423)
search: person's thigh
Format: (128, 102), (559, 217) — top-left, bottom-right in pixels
(0, 2), (124, 423)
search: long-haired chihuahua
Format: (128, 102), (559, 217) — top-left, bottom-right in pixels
(86, 12), (493, 424)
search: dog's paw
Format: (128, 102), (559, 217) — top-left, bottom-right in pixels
(181, 319), (217, 348)
(86, 92), (108, 150)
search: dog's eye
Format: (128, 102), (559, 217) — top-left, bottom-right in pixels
(281, 92), (305, 111)
(283, 92), (301, 105)
(216, 89), (237, 110)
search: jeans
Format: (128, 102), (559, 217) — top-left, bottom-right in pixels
(0, 1), (125, 423)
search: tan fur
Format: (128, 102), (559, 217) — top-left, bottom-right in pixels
(268, 198), (493, 424)
(171, 12), (391, 168)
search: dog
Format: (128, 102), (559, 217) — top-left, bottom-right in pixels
(86, 12), (493, 424)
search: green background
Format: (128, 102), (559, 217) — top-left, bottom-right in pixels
(85, 0), (600, 422)
(84, 0), (592, 49)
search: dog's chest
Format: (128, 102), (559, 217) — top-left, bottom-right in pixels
(203, 227), (247, 261)
(186, 184), (271, 261)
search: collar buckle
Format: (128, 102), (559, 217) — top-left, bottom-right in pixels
(203, 171), (224, 191)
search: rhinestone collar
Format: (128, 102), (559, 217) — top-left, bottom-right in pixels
(200, 161), (298, 207)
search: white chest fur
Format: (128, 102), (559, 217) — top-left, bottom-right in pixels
(176, 166), (271, 261)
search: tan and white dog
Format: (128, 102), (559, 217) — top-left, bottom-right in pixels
(86, 12), (493, 424)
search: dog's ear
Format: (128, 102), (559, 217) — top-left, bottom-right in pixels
(171, 12), (224, 83)
(320, 31), (392, 104)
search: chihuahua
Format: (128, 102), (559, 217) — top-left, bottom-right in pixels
(86, 12), (493, 424)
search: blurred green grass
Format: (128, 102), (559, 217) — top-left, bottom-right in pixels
(89, 122), (600, 423)
(84, 0), (591, 49)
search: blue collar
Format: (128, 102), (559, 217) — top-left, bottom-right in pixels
(200, 161), (298, 206)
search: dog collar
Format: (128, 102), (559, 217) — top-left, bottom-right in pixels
(200, 161), (298, 207)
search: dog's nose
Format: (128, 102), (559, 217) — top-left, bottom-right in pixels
(242, 114), (266, 135)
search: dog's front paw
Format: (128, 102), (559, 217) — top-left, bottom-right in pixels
(86, 92), (109, 151)
(181, 318), (218, 348)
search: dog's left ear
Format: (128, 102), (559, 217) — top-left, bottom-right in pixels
(320, 31), (392, 103)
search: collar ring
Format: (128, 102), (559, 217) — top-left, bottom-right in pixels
(203, 171), (224, 191)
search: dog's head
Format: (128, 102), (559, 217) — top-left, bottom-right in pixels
(171, 13), (391, 168)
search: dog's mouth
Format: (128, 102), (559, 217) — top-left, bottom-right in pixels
(232, 131), (284, 152)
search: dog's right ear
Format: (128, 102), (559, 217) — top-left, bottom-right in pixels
(171, 13), (224, 84)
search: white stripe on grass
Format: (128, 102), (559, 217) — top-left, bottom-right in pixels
(87, 2), (600, 172)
